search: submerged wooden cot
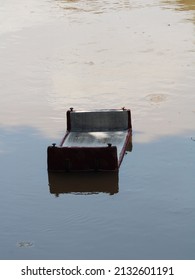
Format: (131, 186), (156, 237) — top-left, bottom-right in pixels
(47, 108), (132, 172)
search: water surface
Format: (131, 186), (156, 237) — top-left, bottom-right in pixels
(0, 0), (195, 259)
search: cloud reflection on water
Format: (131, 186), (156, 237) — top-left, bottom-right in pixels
(0, 0), (195, 143)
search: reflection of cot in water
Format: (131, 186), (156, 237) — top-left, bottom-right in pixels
(48, 171), (119, 196)
(47, 107), (132, 172)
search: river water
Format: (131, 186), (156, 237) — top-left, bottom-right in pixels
(0, 0), (195, 259)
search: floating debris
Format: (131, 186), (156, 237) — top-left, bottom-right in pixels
(16, 241), (34, 248)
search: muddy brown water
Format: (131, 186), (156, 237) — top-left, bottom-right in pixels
(0, 0), (195, 259)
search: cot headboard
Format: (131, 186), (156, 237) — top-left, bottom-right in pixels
(66, 108), (131, 132)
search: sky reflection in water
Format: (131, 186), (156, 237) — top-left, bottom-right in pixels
(0, 126), (194, 259)
(0, 0), (195, 260)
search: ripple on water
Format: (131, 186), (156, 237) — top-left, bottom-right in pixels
(145, 93), (169, 103)
(55, 0), (157, 14)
